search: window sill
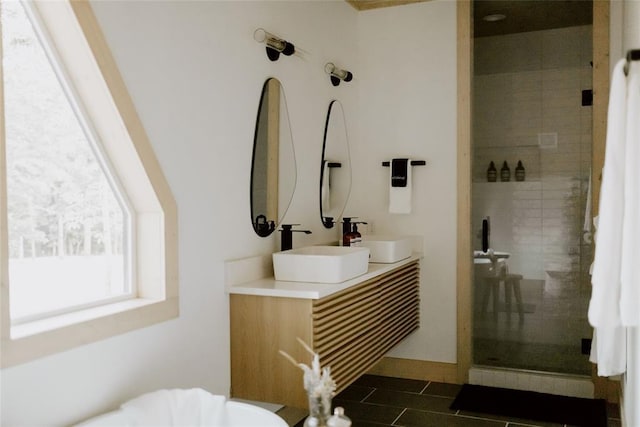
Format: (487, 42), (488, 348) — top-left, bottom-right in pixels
(2, 296), (178, 368)
(12, 298), (159, 339)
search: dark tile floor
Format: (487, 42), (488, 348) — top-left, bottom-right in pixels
(284, 374), (621, 427)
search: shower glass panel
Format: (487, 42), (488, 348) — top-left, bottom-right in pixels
(471, 25), (593, 376)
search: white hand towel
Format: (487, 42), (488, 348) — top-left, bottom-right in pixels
(620, 60), (640, 326)
(589, 59), (628, 377)
(389, 158), (412, 214)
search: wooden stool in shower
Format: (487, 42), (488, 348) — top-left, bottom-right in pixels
(482, 273), (524, 321)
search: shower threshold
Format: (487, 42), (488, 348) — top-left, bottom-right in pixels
(469, 365), (593, 399)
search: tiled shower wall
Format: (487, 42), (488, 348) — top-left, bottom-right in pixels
(472, 25), (593, 284)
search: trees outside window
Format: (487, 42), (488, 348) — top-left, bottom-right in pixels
(2, 1), (131, 322)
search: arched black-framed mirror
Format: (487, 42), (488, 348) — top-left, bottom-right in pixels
(320, 100), (351, 229)
(250, 78), (296, 237)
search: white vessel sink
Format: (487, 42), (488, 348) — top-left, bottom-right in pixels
(360, 235), (412, 263)
(273, 245), (370, 283)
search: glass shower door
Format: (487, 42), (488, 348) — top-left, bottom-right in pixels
(471, 25), (593, 376)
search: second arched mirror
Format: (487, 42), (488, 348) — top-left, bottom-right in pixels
(320, 100), (351, 228)
(250, 78), (296, 237)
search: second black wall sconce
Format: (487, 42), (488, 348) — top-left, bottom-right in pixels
(325, 62), (353, 86)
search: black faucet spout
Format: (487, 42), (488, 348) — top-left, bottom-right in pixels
(482, 216), (491, 252)
(279, 224), (312, 251)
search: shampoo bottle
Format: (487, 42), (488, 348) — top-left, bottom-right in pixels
(487, 161), (497, 182)
(500, 161), (511, 182)
(515, 160), (525, 181)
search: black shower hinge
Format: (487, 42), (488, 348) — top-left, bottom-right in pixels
(582, 89), (593, 106)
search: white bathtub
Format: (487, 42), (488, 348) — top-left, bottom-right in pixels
(74, 389), (288, 427)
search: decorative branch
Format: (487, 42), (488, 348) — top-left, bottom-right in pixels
(280, 338), (337, 405)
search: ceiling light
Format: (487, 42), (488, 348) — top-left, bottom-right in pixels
(483, 13), (506, 22)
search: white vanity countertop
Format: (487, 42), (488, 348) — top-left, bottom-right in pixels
(226, 253), (422, 300)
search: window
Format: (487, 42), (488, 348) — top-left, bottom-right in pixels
(0, 0), (178, 367)
(4, 0), (131, 323)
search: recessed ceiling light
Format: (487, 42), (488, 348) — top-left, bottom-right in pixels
(483, 13), (506, 22)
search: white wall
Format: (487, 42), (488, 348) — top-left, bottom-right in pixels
(1, 2), (359, 425)
(352, 1), (458, 363)
(623, 0), (640, 55)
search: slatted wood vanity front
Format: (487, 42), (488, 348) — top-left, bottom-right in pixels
(228, 256), (420, 408)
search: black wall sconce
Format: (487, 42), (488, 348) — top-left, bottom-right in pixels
(325, 62), (353, 86)
(254, 28), (295, 61)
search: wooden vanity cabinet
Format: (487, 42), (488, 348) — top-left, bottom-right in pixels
(230, 260), (420, 408)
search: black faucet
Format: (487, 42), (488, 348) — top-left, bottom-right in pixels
(279, 224), (312, 251)
(481, 216), (490, 252)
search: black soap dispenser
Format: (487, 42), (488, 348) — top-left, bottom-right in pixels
(515, 160), (525, 181)
(487, 161), (497, 182)
(500, 161), (511, 182)
(342, 217), (352, 246)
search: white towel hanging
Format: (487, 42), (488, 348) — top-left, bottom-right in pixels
(389, 158), (412, 214)
(589, 59), (628, 377)
(620, 60), (640, 326)
(589, 328), (627, 377)
(590, 59), (627, 329)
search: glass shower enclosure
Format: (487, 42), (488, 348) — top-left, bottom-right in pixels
(471, 25), (594, 376)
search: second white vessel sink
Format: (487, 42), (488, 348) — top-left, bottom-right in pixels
(360, 235), (413, 263)
(273, 245), (370, 283)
